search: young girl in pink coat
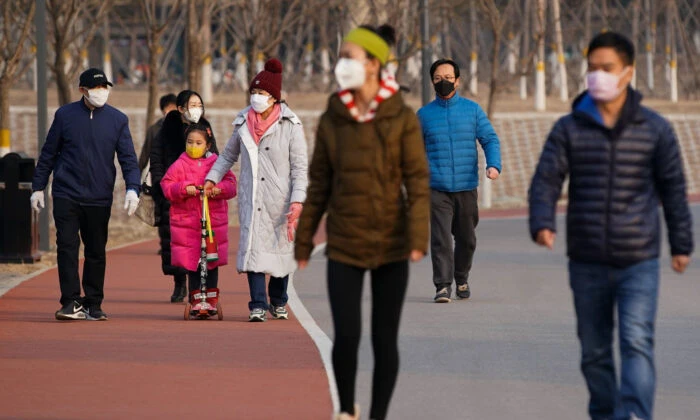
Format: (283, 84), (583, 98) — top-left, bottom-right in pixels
(161, 123), (237, 311)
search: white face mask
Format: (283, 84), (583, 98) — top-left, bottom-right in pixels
(250, 94), (272, 113)
(334, 58), (366, 90)
(586, 67), (629, 102)
(85, 88), (109, 108)
(184, 107), (203, 123)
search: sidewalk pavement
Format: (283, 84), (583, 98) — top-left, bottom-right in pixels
(0, 227), (332, 420)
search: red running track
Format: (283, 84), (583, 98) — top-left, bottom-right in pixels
(0, 227), (332, 420)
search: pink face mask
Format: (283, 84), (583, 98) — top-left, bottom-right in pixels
(586, 67), (629, 102)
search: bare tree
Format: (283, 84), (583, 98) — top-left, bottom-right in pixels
(185, 0), (217, 94)
(223, 0), (306, 87)
(0, 0), (35, 155)
(476, 0), (543, 117)
(139, 0), (183, 131)
(46, 0), (113, 105)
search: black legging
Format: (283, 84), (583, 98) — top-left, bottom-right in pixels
(327, 259), (409, 420)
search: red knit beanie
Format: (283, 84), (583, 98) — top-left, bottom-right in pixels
(249, 58), (283, 100)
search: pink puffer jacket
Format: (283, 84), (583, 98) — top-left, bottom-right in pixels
(161, 152), (237, 271)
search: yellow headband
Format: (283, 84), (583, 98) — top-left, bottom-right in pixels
(344, 28), (390, 65)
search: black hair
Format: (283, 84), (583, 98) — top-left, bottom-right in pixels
(159, 93), (177, 111)
(430, 59), (460, 80)
(358, 24), (397, 64)
(587, 32), (635, 66)
(176, 89), (203, 109)
(184, 123), (214, 146)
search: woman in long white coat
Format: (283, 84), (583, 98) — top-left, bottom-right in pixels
(204, 58), (308, 322)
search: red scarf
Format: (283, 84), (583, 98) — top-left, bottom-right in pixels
(247, 103), (281, 145)
(338, 69), (399, 122)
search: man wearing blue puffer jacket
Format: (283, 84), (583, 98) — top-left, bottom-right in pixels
(529, 32), (693, 420)
(31, 68), (141, 321)
(417, 59), (501, 303)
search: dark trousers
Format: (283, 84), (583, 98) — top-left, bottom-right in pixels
(187, 267), (218, 294)
(430, 189), (479, 289)
(327, 259), (409, 420)
(53, 197), (111, 307)
(246, 272), (289, 310)
(157, 199), (186, 277)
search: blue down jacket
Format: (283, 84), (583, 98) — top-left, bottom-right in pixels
(417, 93), (501, 192)
(529, 89), (694, 266)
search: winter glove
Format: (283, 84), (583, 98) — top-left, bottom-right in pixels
(124, 189), (139, 216)
(287, 202), (303, 241)
(30, 191), (45, 213)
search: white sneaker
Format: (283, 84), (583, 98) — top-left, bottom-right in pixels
(269, 305), (289, 320)
(249, 308), (266, 322)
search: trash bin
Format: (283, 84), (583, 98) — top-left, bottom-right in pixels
(0, 152), (41, 263)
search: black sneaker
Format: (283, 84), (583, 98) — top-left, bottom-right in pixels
(86, 306), (109, 321)
(456, 283), (471, 299)
(55, 301), (87, 320)
(434, 287), (451, 303)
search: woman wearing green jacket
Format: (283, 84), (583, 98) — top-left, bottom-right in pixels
(294, 24), (430, 420)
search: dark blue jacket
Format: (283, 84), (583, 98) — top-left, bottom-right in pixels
(529, 89), (693, 266)
(32, 99), (140, 206)
(417, 93), (501, 192)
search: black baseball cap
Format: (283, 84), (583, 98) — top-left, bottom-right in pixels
(79, 68), (113, 88)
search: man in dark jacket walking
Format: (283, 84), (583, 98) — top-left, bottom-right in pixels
(529, 33), (693, 420)
(30, 68), (141, 321)
(138, 93), (177, 173)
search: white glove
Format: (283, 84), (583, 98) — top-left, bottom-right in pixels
(124, 189), (139, 216)
(30, 191), (45, 213)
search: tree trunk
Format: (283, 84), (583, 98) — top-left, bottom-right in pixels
(246, 38), (257, 91)
(54, 45), (72, 105)
(668, 0), (678, 102)
(0, 78), (10, 156)
(319, 6), (331, 87)
(645, 0), (655, 90)
(200, 4), (213, 103)
(552, 0), (568, 101)
(631, 0), (640, 88)
(520, 0), (530, 99)
(601, 0), (609, 32)
(469, 0), (478, 95)
(534, 0), (546, 111)
(146, 43), (159, 133)
(103, 16), (113, 83)
(581, 0), (592, 91)
(486, 28), (501, 118)
(187, 0), (200, 90)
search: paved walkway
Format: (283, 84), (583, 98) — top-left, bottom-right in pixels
(0, 228), (332, 420)
(294, 204), (700, 420)
(1, 204), (698, 419)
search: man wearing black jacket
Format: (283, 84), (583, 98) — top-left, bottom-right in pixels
(31, 68), (141, 321)
(529, 32), (693, 420)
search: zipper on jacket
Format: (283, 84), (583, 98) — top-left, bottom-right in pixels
(90, 110), (93, 120)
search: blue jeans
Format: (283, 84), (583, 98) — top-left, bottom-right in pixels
(247, 272), (289, 310)
(569, 258), (659, 420)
